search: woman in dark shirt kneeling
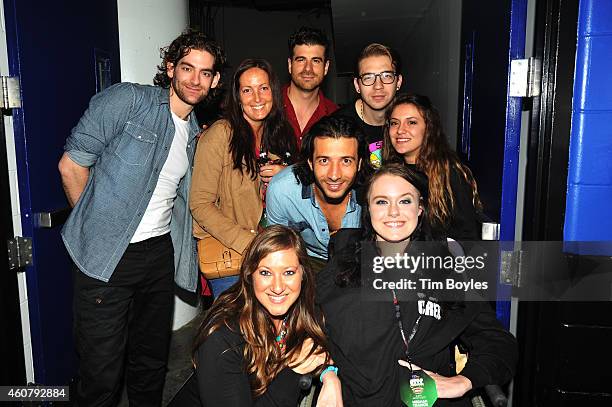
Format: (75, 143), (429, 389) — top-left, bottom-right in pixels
(317, 164), (517, 406)
(173, 225), (341, 406)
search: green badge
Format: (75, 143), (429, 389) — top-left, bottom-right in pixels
(400, 369), (438, 407)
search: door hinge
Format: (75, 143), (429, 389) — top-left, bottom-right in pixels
(0, 76), (22, 109)
(500, 249), (526, 288)
(508, 57), (541, 97)
(7, 236), (32, 271)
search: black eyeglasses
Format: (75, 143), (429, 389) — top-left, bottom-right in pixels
(358, 71), (397, 86)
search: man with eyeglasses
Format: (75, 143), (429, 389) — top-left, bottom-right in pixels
(334, 43), (402, 168)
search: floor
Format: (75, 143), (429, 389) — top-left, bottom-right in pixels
(162, 315), (202, 406)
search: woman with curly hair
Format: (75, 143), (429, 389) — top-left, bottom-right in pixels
(382, 94), (482, 240)
(170, 225), (342, 406)
(190, 58), (298, 295)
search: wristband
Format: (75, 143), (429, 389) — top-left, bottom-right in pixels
(319, 365), (338, 383)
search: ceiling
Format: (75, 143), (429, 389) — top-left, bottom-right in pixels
(330, 0), (434, 74)
(200, 0), (435, 74)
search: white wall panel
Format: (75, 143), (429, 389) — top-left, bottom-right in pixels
(117, 0), (189, 84)
(117, 0), (199, 330)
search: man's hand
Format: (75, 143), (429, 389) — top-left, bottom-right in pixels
(317, 371), (343, 407)
(398, 360), (473, 398)
(259, 163), (285, 184)
(58, 152), (90, 207)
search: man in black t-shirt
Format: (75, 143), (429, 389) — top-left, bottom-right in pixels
(334, 43), (402, 168)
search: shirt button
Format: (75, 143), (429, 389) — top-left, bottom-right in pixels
(154, 168), (159, 173)
(147, 190), (152, 193)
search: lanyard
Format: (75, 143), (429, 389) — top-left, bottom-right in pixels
(392, 289), (421, 371)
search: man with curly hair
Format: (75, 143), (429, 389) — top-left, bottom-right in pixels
(58, 30), (225, 406)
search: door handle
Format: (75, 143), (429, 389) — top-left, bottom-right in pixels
(478, 211), (500, 241)
(34, 207), (71, 228)
(482, 222), (500, 241)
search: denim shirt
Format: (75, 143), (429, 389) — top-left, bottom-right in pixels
(266, 165), (361, 259)
(61, 83), (199, 291)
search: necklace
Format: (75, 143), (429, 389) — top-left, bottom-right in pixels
(359, 99), (364, 121)
(275, 317), (288, 350)
(358, 99), (385, 126)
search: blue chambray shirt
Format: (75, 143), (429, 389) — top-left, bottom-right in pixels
(61, 83), (199, 291)
(266, 165), (362, 259)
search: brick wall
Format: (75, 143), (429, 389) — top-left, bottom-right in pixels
(564, 0), (612, 241)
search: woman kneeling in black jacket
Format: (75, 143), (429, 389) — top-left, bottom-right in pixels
(317, 164), (517, 406)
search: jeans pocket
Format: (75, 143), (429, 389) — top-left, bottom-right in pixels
(114, 122), (157, 166)
(75, 281), (131, 337)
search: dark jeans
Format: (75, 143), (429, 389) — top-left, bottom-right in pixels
(208, 275), (238, 299)
(73, 233), (175, 407)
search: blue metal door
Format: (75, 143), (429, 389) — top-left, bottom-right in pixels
(3, 0), (121, 385)
(460, 0), (529, 327)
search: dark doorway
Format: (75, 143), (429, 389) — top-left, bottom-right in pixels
(458, 0), (512, 223)
(0, 110), (26, 386)
(517, 0), (612, 405)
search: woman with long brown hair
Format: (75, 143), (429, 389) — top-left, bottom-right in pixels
(190, 58), (298, 295)
(171, 225), (341, 406)
(382, 93), (482, 240)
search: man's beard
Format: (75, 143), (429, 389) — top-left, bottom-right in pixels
(292, 72), (322, 92)
(172, 77), (207, 106)
(312, 176), (352, 205)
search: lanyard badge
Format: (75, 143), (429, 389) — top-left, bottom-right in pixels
(392, 289), (438, 406)
(400, 369), (438, 406)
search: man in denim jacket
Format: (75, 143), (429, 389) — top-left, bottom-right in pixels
(266, 116), (373, 271)
(58, 30), (225, 406)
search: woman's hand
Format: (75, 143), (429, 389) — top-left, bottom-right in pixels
(259, 163), (285, 184)
(291, 338), (328, 374)
(316, 371), (343, 407)
(398, 360), (472, 398)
